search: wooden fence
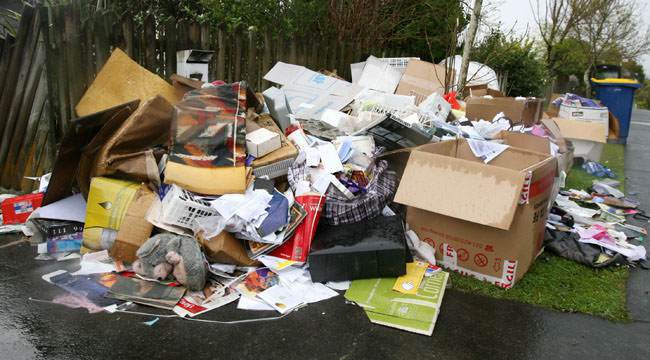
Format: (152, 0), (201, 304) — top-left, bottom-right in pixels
(0, 6), (53, 193)
(0, 0), (412, 192)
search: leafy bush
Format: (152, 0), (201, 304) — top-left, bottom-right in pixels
(472, 30), (548, 97)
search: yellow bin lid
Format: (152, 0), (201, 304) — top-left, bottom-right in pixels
(591, 78), (640, 85)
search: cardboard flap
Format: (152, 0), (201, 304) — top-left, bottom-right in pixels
(394, 150), (526, 230)
(551, 117), (607, 143)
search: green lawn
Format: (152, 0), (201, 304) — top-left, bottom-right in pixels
(449, 143), (630, 321)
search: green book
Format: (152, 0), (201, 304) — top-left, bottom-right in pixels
(345, 271), (449, 336)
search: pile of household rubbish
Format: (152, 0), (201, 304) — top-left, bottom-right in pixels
(0, 51), (646, 336)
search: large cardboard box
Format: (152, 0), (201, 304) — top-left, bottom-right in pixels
(551, 117), (607, 162)
(394, 139), (557, 288)
(466, 97), (543, 126)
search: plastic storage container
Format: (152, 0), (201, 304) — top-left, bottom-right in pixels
(591, 78), (641, 143)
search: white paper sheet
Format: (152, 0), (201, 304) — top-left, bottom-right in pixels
(317, 143), (344, 173)
(258, 284), (305, 314)
(71, 250), (116, 275)
(320, 109), (348, 128)
(357, 56), (402, 93)
(237, 295), (275, 311)
(305, 147), (321, 167)
(29, 193), (87, 223)
(466, 139), (509, 163)
(312, 174), (333, 194)
(325, 281), (351, 291)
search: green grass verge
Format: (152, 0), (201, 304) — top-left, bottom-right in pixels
(564, 143), (626, 192)
(450, 143), (630, 321)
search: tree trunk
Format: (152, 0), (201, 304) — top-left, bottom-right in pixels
(458, 0), (483, 93)
(584, 58), (594, 97)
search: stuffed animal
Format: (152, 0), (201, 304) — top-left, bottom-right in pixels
(133, 233), (207, 291)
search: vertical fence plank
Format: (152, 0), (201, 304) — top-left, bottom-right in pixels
(177, 20), (189, 50)
(274, 33), (284, 64)
(122, 14), (134, 57)
(0, 36), (15, 108)
(233, 25), (242, 83)
(216, 24), (226, 81)
(164, 19), (176, 79)
(289, 35), (297, 64)
(12, 70), (47, 188)
(189, 21), (200, 49)
(3, 32), (46, 186)
(246, 28), (258, 90)
(65, 1), (83, 119)
(93, 10), (109, 78)
(200, 22), (210, 50)
(143, 14), (156, 72)
(82, 5), (96, 87)
(262, 29), (272, 89)
(51, 5), (69, 136)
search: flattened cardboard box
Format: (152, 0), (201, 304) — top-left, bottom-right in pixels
(466, 96), (543, 126)
(76, 49), (183, 117)
(395, 60), (448, 101)
(394, 139), (557, 288)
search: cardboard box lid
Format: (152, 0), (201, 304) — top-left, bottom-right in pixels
(551, 117), (607, 143)
(394, 140), (536, 230)
(497, 131), (551, 155)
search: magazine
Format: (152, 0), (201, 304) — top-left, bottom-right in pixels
(106, 276), (186, 310)
(345, 271), (449, 336)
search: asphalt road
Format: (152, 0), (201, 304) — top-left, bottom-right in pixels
(0, 111), (649, 360)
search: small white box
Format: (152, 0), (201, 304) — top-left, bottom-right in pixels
(559, 104), (609, 122)
(246, 128), (282, 158)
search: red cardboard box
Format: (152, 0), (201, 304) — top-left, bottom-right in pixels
(2, 193), (44, 224)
